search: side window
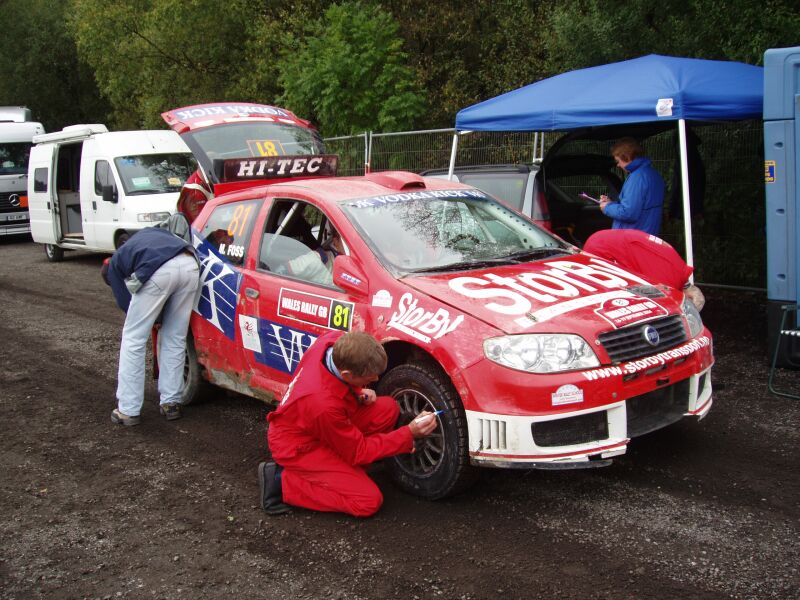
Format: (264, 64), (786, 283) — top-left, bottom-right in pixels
(199, 199), (261, 267)
(33, 168), (48, 193)
(94, 160), (116, 195)
(258, 199), (342, 287)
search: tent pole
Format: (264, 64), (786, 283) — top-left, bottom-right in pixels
(677, 119), (695, 280)
(447, 132), (460, 181)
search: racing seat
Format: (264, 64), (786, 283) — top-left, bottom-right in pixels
(767, 304), (800, 399)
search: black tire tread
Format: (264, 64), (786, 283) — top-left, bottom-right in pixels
(378, 361), (479, 500)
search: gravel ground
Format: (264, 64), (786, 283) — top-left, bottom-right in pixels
(0, 235), (798, 599)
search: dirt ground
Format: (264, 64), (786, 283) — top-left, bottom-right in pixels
(0, 235), (798, 600)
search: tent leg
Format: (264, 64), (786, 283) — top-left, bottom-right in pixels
(447, 132), (460, 181)
(678, 118), (695, 278)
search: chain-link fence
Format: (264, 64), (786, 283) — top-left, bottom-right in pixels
(325, 121), (765, 288)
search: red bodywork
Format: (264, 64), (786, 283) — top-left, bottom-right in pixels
(181, 171), (713, 468)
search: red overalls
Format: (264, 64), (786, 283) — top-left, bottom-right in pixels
(583, 229), (694, 290)
(267, 332), (413, 517)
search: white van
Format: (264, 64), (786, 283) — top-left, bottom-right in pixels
(28, 124), (196, 261)
(0, 106), (45, 236)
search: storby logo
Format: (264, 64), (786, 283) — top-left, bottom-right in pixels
(448, 258), (649, 326)
(388, 293), (463, 344)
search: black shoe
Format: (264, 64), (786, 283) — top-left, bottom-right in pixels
(258, 461), (291, 515)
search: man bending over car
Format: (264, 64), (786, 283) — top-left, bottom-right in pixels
(583, 228), (705, 310)
(260, 331), (438, 517)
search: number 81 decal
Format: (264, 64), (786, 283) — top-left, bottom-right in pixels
(278, 288), (354, 332)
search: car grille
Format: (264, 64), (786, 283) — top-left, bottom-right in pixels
(0, 192), (26, 212)
(598, 315), (687, 363)
(531, 410), (609, 447)
(626, 379), (690, 437)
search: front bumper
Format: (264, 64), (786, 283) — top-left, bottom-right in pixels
(466, 365), (712, 469)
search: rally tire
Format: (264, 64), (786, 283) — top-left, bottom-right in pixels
(44, 244), (64, 262)
(182, 334), (214, 405)
(377, 362), (478, 500)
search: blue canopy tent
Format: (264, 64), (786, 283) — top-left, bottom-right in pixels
(451, 54), (764, 269)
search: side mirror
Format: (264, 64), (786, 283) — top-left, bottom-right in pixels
(332, 255), (369, 296)
(102, 185), (118, 204)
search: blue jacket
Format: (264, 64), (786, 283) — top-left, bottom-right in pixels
(108, 227), (195, 312)
(604, 157), (665, 235)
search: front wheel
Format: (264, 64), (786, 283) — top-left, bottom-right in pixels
(377, 362), (478, 499)
(44, 244), (64, 262)
(115, 231), (130, 249)
(181, 334), (214, 405)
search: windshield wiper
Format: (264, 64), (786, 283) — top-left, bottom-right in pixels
(500, 247), (574, 262)
(407, 257), (518, 273)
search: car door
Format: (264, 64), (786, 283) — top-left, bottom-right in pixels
(191, 196), (264, 386)
(237, 197), (357, 399)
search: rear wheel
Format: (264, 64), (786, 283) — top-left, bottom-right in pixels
(377, 362), (478, 499)
(44, 244), (64, 262)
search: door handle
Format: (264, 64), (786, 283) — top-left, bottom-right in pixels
(245, 287), (259, 299)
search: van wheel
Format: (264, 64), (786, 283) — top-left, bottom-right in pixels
(182, 334), (214, 405)
(376, 362), (479, 500)
(44, 244), (64, 262)
(115, 231), (130, 249)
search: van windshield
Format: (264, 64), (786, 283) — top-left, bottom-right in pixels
(0, 142), (33, 176)
(114, 153), (197, 196)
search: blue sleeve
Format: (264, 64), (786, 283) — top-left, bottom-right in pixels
(604, 173), (645, 224)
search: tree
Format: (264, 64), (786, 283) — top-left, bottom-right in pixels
(545, 0), (800, 71)
(0, 0), (109, 131)
(381, 0), (552, 128)
(277, 1), (426, 135)
(69, 0), (287, 129)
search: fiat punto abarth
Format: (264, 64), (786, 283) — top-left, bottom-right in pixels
(180, 166), (713, 499)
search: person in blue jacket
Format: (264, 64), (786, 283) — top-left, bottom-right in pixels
(104, 226), (200, 426)
(599, 137), (665, 235)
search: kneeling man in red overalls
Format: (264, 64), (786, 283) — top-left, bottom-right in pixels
(260, 331), (438, 517)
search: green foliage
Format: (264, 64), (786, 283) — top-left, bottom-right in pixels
(0, 0), (109, 131)
(277, 2), (425, 136)
(69, 0), (286, 129)
(546, 0), (800, 70)
(381, 0), (551, 128)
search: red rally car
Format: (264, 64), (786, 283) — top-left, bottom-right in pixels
(163, 105), (714, 500)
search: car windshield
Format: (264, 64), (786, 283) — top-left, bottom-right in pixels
(183, 122), (325, 182)
(341, 190), (571, 273)
(0, 142), (33, 175)
(114, 153), (197, 196)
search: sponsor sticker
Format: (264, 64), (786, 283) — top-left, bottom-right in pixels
(593, 296), (668, 329)
(222, 154), (338, 182)
(765, 160), (776, 184)
(388, 292), (463, 343)
(581, 335), (711, 381)
(372, 289), (393, 308)
(551, 384), (584, 406)
(194, 233), (241, 340)
(238, 315), (262, 353)
(656, 98), (674, 117)
(252, 318), (317, 374)
(278, 288), (353, 331)
(346, 189), (488, 209)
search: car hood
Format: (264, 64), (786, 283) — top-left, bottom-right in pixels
(401, 253), (681, 336)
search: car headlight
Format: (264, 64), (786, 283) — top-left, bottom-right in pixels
(137, 211), (171, 222)
(682, 296), (704, 338)
(484, 334), (600, 373)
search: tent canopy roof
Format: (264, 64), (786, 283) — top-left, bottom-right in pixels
(455, 54), (763, 132)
